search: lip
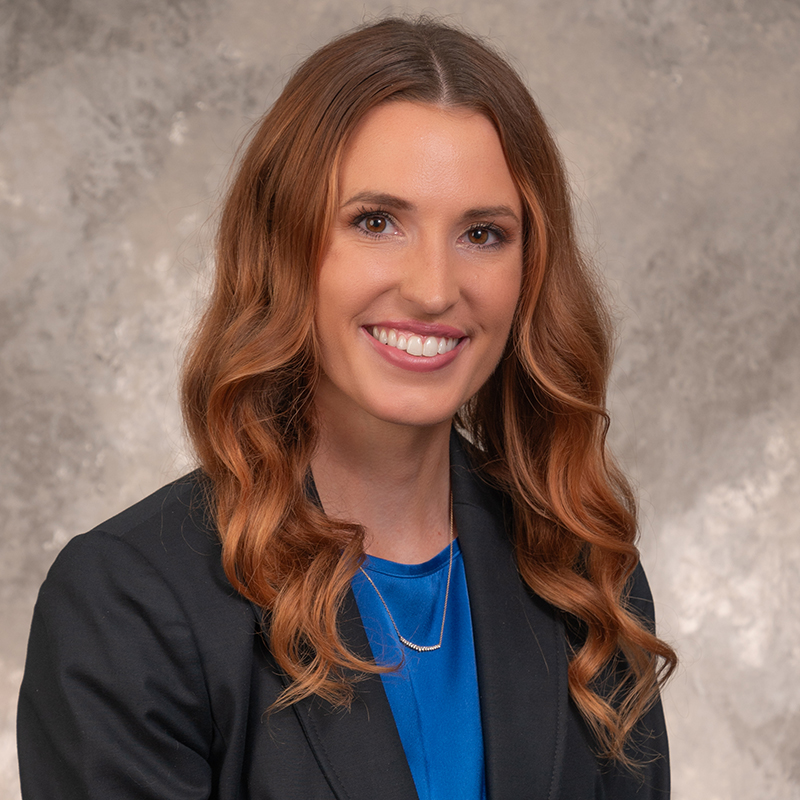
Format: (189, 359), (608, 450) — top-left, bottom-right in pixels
(367, 320), (466, 339)
(362, 326), (467, 373)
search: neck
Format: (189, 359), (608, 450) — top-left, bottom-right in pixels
(311, 416), (453, 563)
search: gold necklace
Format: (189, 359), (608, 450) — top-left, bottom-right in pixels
(359, 494), (454, 653)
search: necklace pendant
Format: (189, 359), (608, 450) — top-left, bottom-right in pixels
(399, 636), (441, 653)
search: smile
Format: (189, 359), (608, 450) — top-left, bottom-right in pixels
(370, 326), (461, 358)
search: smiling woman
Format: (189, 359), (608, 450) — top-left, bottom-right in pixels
(18, 16), (677, 800)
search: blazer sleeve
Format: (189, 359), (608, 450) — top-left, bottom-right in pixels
(17, 531), (215, 800)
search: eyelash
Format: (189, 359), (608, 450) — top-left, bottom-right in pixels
(349, 206), (510, 248)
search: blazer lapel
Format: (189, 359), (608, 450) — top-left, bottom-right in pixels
(292, 486), (419, 800)
(450, 433), (569, 800)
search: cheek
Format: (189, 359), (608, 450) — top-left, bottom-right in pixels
(315, 255), (357, 337)
(465, 269), (522, 394)
(316, 244), (388, 323)
(485, 265), (523, 335)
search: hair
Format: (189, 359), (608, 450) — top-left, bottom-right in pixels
(182, 16), (677, 764)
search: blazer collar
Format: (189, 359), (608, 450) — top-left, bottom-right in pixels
(290, 430), (568, 800)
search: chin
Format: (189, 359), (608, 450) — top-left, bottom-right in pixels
(367, 401), (460, 430)
(314, 372), (478, 433)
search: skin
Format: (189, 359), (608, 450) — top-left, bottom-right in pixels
(311, 101), (523, 563)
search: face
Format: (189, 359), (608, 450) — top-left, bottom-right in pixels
(314, 101), (523, 432)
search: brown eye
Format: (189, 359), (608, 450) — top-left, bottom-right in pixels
(468, 227), (490, 245)
(364, 215), (387, 233)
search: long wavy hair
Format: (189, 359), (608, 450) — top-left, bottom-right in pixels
(182, 16), (676, 763)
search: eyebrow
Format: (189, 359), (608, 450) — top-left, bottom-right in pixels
(341, 191), (520, 224)
(342, 192), (414, 211)
(462, 205), (521, 223)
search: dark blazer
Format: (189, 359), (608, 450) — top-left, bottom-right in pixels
(18, 435), (669, 799)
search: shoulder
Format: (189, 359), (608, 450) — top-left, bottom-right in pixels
(47, 472), (222, 592)
(452, 427), (659, 628)
(78, 469), (216, 552)
(36, 471), (257, 662)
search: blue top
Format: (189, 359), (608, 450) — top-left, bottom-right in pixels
(351, 541), (487, 800)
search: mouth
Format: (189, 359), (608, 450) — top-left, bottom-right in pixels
(368, 325), (462, 358)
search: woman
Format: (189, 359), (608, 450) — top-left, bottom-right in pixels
(18, 17), (677, 800)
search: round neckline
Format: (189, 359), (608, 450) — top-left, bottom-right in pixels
(361, 539), (461, 579)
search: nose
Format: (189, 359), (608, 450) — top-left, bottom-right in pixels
(398, 238), (460, 316)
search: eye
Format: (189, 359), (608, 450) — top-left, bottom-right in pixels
(352, 210), (397, 238)
(364, 215), (387, 233)
(461, 224), (506, 247)
(467, 227), (492, 245)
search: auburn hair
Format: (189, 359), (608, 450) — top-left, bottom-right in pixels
(181, 16), (676, 763)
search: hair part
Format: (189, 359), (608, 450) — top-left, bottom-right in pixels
(181, 15), (676, 766)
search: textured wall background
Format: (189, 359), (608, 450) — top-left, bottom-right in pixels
(1, 0), (798, 797)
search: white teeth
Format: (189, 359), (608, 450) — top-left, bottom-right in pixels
(370, 327), (459, 358)
(422, 336), (439, 357)
(406, 335), (424, 356)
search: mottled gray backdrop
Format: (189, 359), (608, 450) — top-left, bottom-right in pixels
(2, 0), (799, 797)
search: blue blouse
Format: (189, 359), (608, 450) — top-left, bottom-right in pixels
(351, 541), (487, 800)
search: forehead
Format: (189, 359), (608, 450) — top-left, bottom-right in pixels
(336, 101), (520, 212)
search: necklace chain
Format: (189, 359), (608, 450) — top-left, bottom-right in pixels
(359, 494), (454, 653)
